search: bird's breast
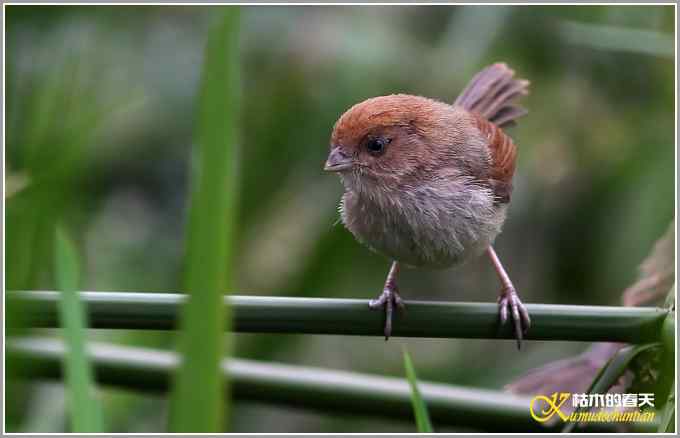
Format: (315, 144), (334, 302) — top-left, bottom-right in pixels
(340, 180), (507, 268)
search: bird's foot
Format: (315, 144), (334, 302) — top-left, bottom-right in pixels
(369, 286), (405, 340)
(497, 285), (531, 349)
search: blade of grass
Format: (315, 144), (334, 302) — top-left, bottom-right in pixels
(561, 342), (661, 433)
(168, 7), (240, 433)
(54, 228), (103, 432)
(402, 347), (434, 432)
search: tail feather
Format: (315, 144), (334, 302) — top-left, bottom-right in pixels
(454, 63), (529, 128)
(491, 105), (528, 128)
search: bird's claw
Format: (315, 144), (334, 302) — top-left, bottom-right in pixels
(497, 286), (531, 349)
(369, 287), (405, 340)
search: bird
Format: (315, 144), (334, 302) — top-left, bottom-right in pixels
(323, 63), (531, 347)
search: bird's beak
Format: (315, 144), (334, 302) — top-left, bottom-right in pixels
(324, 147), (353, 172)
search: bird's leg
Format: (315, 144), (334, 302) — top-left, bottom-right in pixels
(368, 261), (405, 340)
(487, 246), (531, 349)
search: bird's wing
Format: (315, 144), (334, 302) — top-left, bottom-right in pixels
(471, 112), (517, 204)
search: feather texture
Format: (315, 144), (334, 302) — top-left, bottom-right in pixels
(453, 62), (529, 128)
(472, 113), (517, 203)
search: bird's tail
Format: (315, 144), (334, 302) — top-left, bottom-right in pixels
(453, 63), (530, 128)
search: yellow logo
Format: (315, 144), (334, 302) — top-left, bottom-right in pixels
(529, 392), (571, 422)
(528, 392), (657, 424)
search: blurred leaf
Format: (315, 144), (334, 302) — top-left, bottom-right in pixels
(561, 343), (660, 433)
(658, 291), (675, 432)
(6, 42), (129, 291)
(658, 381), (675, 432)
(54, 227), (103, 432)
(559, 20), (674, 57)
(623, 220), (675, 307)
(402, 348), (434, 433)
(664, 283), (676, 309)
(168, 7), (240, 433)
(505, 342), (627, 421)
(661, 286), (675, 353)
(5, 170), (30, 199)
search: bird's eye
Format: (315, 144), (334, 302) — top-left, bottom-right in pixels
(365, 137), (390, 155)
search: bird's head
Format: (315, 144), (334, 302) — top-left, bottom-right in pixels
(324, 94), (461, 193)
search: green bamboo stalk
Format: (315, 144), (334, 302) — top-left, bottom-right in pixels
(168, 8), (240, 433)
(11, 290), (669, 343)
(8, 336), (627, 433)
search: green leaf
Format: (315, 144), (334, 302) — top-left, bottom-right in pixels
(402, 347), (434, 432)
(664, 284), (675, 309)
(168, 7), (240, 433)
(561, 342), (660, 433)
(658, 380), (675, 432)
(54, 228), (103, 432)
(659, 297), (675, 433)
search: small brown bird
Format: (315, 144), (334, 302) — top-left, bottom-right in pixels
(324, 63), (531, 346)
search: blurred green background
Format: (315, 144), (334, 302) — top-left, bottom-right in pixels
(5, 4), (675, 433)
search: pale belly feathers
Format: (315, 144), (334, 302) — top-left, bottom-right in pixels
(339, 179), (507, 268)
